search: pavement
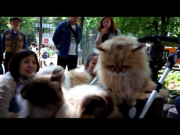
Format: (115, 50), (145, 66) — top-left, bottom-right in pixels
(40, 54), (85, 73)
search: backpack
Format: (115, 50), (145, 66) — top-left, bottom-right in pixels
(42, 51), (48, 59)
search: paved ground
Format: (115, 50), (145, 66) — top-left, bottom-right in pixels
(40, 54), (85, 73)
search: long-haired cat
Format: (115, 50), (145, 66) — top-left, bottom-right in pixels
(37, 65), (92, 90)
(55, 84), (122, 118)
(17, 69), (64, 118)
(64, 69), (92, 89)
(95, 36), (168, 106)
(18, 65), (121, 118)
(95, 36), (152, 106)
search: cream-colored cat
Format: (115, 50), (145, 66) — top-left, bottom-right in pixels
(64, 69), (92, 90)
(95, 36), (153, 106)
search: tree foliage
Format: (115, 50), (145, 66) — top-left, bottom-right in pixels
(77, 17), (180, 38)
(80, 17), (180, 46)
(19, 17), (37, 46)
(2, 17), (180, 47)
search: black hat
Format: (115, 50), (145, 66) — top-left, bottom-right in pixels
(10, 18), (20, 22)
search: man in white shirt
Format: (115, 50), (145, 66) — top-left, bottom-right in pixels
(52, 17), (82, 71)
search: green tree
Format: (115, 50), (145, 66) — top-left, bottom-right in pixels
(113, 17), (180, 38)
(19, 17), (37, 47)
(0, 17), (11, 37)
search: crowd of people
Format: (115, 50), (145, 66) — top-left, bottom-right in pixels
(1, 17), (179, 118)
(0, 17), (122, 118)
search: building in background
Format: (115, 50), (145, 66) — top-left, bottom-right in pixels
(34, 22), (57, 52)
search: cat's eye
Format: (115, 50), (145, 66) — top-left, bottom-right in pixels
(122, 65), (129, 69)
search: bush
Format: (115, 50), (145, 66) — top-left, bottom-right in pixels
(158, 69), (180, 103)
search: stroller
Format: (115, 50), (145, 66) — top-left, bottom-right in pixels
(90, 35), (180, 118)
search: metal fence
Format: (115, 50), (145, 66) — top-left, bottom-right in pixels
(80, 28), (98, 64)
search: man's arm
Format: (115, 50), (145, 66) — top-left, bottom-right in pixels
(1, 32), (6, 53)
(0, 32), (6, 64)
(52, 23), (63, 47)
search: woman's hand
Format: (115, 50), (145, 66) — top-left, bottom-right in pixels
(95, 28), (108, 45)
(100, 28), (108, 36)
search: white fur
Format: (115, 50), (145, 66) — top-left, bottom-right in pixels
(17, 94), (30, 118)
(63, 73), (71, 89)
(37, 65), (64, 75)
(56, 84), (122, 118)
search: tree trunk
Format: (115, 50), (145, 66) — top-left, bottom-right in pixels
(153, 18), (159, 31)
(39, 17), (42, 60)
(79, 17), (84, 50)
(161, 17), (170, 36)
(80, 17), (84, 31)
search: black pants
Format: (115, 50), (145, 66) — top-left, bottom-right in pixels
(4, 52), (14, 73)
(57, 55), (77, 71)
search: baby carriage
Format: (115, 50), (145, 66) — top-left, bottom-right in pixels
(90, 35), (180, 118)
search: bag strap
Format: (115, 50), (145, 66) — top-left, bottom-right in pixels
(66, 21), (78, 41)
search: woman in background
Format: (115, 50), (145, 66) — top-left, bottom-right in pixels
(95, 17), (120, 46)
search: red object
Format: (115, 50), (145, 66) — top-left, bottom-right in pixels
(44, 38), (49, 44)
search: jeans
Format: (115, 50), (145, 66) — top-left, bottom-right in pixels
(174, 96), (180, 117)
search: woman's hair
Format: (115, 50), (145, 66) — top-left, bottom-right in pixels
(8, 49), (40, 82)
(85, 53), (98, 70)
(97, 17), (116, 33)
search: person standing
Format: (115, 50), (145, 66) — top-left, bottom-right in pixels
(1, 17), (27, 73)
(95, 17), (120, 46)
(40, 44), (48, 68)
(78, 48), (83, 66)
(52, 17), (82, 71)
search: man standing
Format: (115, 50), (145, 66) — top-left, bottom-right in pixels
(52, 17), (82, 71)
(1, 17), (27, 73)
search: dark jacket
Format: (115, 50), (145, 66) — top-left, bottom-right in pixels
(52, 19), (82, 59)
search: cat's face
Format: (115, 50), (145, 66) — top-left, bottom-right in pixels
(96, 36), (147, 76)
(19, 70), (64, 107)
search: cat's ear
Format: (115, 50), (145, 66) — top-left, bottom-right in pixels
(51, 69), (64, 82)
(96, 45), (107, 52)
(132, 43), (145, 52)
